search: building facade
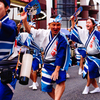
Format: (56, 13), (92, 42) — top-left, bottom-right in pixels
(9, 0), (47, 29)
(79, 0), (100, 28)
(52, 0), (100, 29)
(9, 0), (100, 29)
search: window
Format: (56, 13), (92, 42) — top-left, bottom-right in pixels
(57, 0), (75, 28)
(57, 0), (75, 17)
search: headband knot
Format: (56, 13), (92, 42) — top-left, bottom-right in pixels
(88, 17), (97, 25)
(49, 14), (62, 24)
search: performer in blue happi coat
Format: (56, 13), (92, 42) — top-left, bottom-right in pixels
(21, 12), (70, 100)
(0, 0), (18, 100)
(74, 26), (86, 75)
(16, 28), (42, 90)
(70, 15), (100, 94)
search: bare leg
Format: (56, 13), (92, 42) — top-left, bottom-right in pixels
(47, 82), (65, 100)
(47, 88), (55, 99)
(80, 56), (84, 70)
(83, 71), (100, 94)
(30, 70), (37, 82)
(86, 72), (98, 88)
(91, 78), (98, 88)
(90, 78), (100, 93)
(55, 81), (65, 100)
(78, 56), (84, 75)
(32, 71), (37, 83)
(29, 70), (38, 89)
(82, 72), (90, 94)
(86, 71), (91, 86)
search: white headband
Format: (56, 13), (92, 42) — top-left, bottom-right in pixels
(97, 24), (100, 26)
(48, 14), (62, 24)
(88, 17), (95, 21)
(88, 16), (97, 25)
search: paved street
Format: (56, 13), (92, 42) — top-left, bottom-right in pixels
(12, 66), (100, 100)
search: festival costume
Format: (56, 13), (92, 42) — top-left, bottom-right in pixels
(0, 14), (17, 100)
(75, 50), (81, 66)
(16, 32), (42, 90)
(70, 29), (86, 58)
(30, 27), (70, 92)
(71, 26), (100, 79)
(16, 32), (42, 70)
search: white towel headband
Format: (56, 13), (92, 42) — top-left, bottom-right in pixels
(48, 14), (62, 24)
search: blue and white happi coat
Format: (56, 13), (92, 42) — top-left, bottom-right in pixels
(70, 29), (86, 58)
(30, 28), (70, 71)
(71, 26), (100, 78)
(0, 14), (17, 61)
(75, 43), (86, 66)
(0, 14), (17, 99)
(30, 28), (70, 91)
(16, 32), (43, 66)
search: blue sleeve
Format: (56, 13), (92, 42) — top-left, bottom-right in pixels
(55, 39), (67, 68)
(1, 20), (17, 36)
(96, 31), (100, 46)
(71, 26), (82, 44)
(94, 31), (100, 51)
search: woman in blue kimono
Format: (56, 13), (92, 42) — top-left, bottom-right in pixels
(70, 16), (100, 94)
(0, 0), (17, 100)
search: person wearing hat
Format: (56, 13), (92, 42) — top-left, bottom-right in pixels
(0, 0), (18, 100)
(21, 12), (70, 100)
(97, 23), (100, 32)
(70, 16), (100, 94)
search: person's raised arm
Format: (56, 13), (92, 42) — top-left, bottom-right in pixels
(21, 12), (31, 33)
(70, 16), (75, 29)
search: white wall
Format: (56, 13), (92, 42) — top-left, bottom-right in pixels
(80, 0), (97, 9)
(79, 0), (99, 29)
(8, 8), (21, 20)
(80, 0), (89, 5)
(8, 8), (13, 19)
(96, 0), (100, 22)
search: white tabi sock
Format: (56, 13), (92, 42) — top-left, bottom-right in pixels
(90, 87), (100, 94)
(82, 86), (89, 94)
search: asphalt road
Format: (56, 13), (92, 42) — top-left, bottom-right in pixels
(12, 66), (100, 100)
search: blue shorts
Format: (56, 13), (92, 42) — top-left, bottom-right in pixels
(32, 58), (39, 71)
(41, 65), (66, 92)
